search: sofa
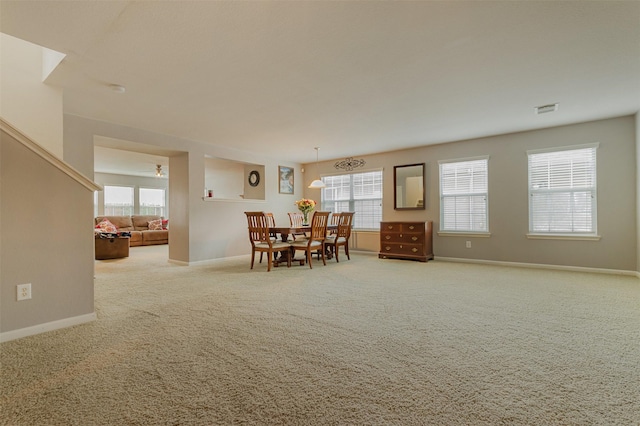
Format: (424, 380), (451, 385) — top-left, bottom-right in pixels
(95, 215), (168, 247)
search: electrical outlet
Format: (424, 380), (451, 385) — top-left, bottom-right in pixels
(17, 283), (31, 301)
(466, 241), (471, 249)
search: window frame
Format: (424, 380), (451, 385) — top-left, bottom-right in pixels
(527, 143), (598, 239)
(438, 156), (490, 235)
(320, 169), (383, 231)
(139, 187), (167, 217)
(103, 185), (135, 216)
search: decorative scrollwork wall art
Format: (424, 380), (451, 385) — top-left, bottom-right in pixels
(334, 157), (366, 171)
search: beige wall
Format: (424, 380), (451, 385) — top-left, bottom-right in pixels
(243, 164), (266, 201)
(1, 130), (95, 336)
(63, 113), (636, 271)
(306, 116), (637, 272)
(636, 113), (640, 274)
(63, 114), (304, 264)
(0, 34), (64, 158)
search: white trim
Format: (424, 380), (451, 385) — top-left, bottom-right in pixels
(0, 312), (97, 343)
(169, 254), (248, 266)
(439, 157), (489, 233)
(0, 117), (102, 192)
(167, 258), (189, 266)
(319, 167), (383, 178)
(526, 142), (599, 156)
(438, 154), (490, 165)
(438, 232), (491, 238)
(526, 233), (601, 241)
(436, 256), (637, 277)
(349, 249), (378, 256)
(202, 197), (267, 203)
(527, 144), (598, 235)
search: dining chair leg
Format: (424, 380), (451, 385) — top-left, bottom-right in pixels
(307, 249), (313, 269)
(345, 244), (350, 260)
(250, 249), (256, 269)
(334, 245), (339, 263)
(267, 251), (272, 272)
(321, 245), (327, 265)
(259, 252), (264, 263)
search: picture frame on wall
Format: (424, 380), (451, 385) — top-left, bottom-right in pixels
(279, 166), (294, 194)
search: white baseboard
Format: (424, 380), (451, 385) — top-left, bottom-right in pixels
(0, 312), (97, 343)
(350, 249), (378, 256)
(436, 256), (638, 277)
(167, 258), (189, 266)
(169, 254), (248, 266)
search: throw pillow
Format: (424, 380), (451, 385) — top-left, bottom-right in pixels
(162, 219), (169, 229)
(148, 219), (163, 230)
(96, 218), (118, 233)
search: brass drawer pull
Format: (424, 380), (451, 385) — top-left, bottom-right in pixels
(385, 235), (391, 240)
(412, 248), (418, 253)
(411, 236), (418, 241)
(385, 246), (391, 251)
(387, 225), (393, 230)
(409, 225), (415, 230)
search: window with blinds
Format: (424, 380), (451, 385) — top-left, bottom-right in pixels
(528, 145), (597, 234)
(140, 188), (166, 217)
(321, 170), (382, 230)
(104, 185), (134, 216)
(439, 157), (489, 232)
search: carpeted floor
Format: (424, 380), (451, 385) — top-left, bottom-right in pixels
(1, 245), (639, 425)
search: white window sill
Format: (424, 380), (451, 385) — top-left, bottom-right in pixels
(526, 233), (601, 241)
(437, 231), (491, 238)
(202, 197), (265, 203)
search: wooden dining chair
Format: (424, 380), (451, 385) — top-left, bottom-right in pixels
(308, 211), (340, 260)
(328, 212), (341, 235)
(287, 212), (308, 241)
(245, 211), (291, 271)
(260, 212), (278, 263)
(290, 211), (329, 269)
(324, 212), (354, 262)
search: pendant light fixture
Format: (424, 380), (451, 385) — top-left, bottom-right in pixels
(308, 147), (326, 189)
(155, 164), (164, 177)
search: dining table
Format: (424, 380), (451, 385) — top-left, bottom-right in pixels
(269, 224), (338, 266)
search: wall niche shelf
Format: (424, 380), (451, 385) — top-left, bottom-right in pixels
(202, 197), (266, 203)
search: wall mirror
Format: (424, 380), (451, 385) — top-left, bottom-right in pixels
(394, 163), (425, 210)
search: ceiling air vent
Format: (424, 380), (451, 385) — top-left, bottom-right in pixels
(535, 103), (558, 114)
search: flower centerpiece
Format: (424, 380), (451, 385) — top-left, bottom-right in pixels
(295, 198), (316, 226)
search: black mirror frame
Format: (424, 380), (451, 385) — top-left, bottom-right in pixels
(394, 163), (425, 210)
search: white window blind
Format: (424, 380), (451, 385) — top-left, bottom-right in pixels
(439, 158), (488, 232)
(140, 188), (166, 217)
(104, 185), (134, 216)
(528, 145), (597, 234)
(321, 170), (382, 230)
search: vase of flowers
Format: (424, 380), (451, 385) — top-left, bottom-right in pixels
(295, 198), (316, 226)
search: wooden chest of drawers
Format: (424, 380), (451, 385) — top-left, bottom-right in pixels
(378, 221), (434, 262)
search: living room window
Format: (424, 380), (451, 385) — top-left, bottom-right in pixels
(139, 188), (166, 217)
(320, 170), (382, 230)
(439, 157), (489, 233)
(528, 144), (598, 236)
(104, 185), (134, 216)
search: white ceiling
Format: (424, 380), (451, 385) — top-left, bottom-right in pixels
(2, 1), (639, 169)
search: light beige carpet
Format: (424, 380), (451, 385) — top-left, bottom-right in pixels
(1, 246), (639, 425)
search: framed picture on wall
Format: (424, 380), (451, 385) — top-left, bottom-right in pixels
(279, 166), (294, 194)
